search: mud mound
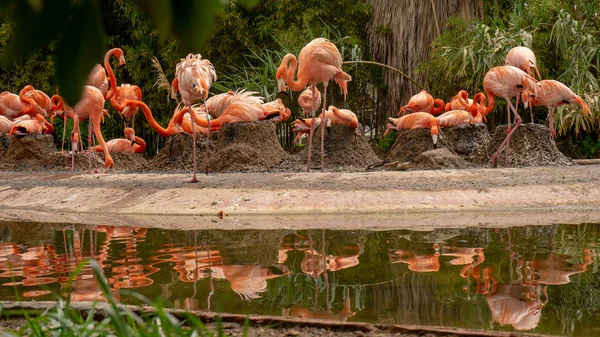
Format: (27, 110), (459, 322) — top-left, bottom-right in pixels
(386, 129), (437, 163)
(295, 125), (380, 171)
(1, 134), (102, 172)
(476, 124), (573, 167)
(0, 133), (9, 159)
(148, 134), (213, 173)
(97, 152), (149, 172)
(440, 124), (491, 162)
(209, 121), (290, 173)
(411, 148), (471, 170)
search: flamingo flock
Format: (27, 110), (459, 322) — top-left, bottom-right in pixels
(385, 45), (590, 166)
(0, 39), (591, 177)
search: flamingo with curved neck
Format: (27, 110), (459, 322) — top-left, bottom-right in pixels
(87, 48), (125, 101)
(276, 38), (352, 172)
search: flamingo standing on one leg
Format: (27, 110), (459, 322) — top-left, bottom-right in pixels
(400, 90), (445, 116)
(51, 87), (112, 172)
(521, 80), (590, 138)
(90, 127), (145, 154)
(171, 53), (217, 182)
(477, 66), (538, 167)
(276, 38), (352, 172)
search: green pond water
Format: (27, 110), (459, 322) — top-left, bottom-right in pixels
(0, 222), (598, 336)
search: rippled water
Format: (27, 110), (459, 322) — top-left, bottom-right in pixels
(0, 222), (598, 336)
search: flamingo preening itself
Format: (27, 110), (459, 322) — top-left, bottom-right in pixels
(385, 112), (439, 147)
(90, 128), (146, 154)
(276, 38), (352, 172)
(400, 90), (445, 116)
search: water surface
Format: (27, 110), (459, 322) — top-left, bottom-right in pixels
(0, 222), (598, 336)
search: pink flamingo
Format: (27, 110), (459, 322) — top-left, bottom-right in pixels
(0, 86), (46, 120)
(505, 47), (542, 80)
(477, 66), (538, 167)
(87, 48), (125, 100)
(90, 127), (145, 154)
(276, 38), (352, 172)
(521, 80), (590, 138)
(110, 84), (142, 130)
(51, 86), (112, 172)
(0, 116), (13, 133)
(298, 86), (322, 117)
(436, 92), (487, 128)
(384, 112), (439, 147)
(400, 90), (445, 116)
(8, 114), (53, 136)
(171, 53), (217, 182)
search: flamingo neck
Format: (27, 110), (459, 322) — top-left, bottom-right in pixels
(19, 86), (36, 114)
(431, 99), (445, 114)
(134, 100), (173, 137)
(180, 105), (222, 130)
(281, 55), (310, 92)
(104, 48), (122, 100)
(133, 136), (146, 152)
(110, 93), (126, 112)
(481, 91), (495, 115)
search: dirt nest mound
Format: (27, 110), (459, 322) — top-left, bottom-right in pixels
(1, 134), (102, 172)
(475, 124), (573, 167)
(0, 133), (9, 159)
(96, 152), (149, 173)
(440, 124), (492, 162)
(410, 148), (472, 170)
(385, 129), (436, 163)
(148, 134), (213, 173)
(294, 125), (380, 171)
(209, 121), (290, 173)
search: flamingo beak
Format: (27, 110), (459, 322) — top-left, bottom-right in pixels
(432, 134), (438, 147)
(277, 78), (287, 92)
(119, 55), (126, 66)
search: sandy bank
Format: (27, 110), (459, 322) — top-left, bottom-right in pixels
(0, 166), (599, 229)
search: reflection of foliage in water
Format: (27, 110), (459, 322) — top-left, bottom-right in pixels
(0, 223), (598, 336)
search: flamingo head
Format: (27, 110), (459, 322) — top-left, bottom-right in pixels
(124, 127), (136, 145)
(276, 68), (287, 92)
(115, 48), (126, 66)
(50, 94), (64, 115)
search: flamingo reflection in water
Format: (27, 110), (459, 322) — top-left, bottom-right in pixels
(471, 248), (593, 331)
(150, 242), (288, 302)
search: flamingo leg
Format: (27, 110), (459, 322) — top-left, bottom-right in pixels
(320, 82), (328, 171)
(88, 122), (93, 174)
(70, 131), (75, 174)
(530, 104), (534, 124)
(204, 99), (211, 176)
(548, 107), (555, 138)
(188, 103), (198, 183)
(61, 116), (67, 154)
(306, 84), (318, 172)
(492, 99), (522, 167)
(92, 116), (112, 171)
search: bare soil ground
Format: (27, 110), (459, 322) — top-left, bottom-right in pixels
(294, 125), (381, 171)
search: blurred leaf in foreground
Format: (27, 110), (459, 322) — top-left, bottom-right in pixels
(0, 0), (261, 106)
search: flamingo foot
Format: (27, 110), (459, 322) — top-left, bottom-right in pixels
(188, 174), (198, 183)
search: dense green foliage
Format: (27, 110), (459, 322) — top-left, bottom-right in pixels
(421, 0), (600, 157)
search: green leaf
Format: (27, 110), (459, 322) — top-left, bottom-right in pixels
(171, 0), (225, 53)
(238, 0), (261, 6)
(131, 0), (173, 41)
(55, 0), (106, 106)
(2, 0), (69, 64)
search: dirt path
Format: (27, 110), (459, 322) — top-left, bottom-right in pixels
(1, 166), (599, 229)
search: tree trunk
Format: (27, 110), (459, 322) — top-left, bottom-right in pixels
(367, 0), (484, 116)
